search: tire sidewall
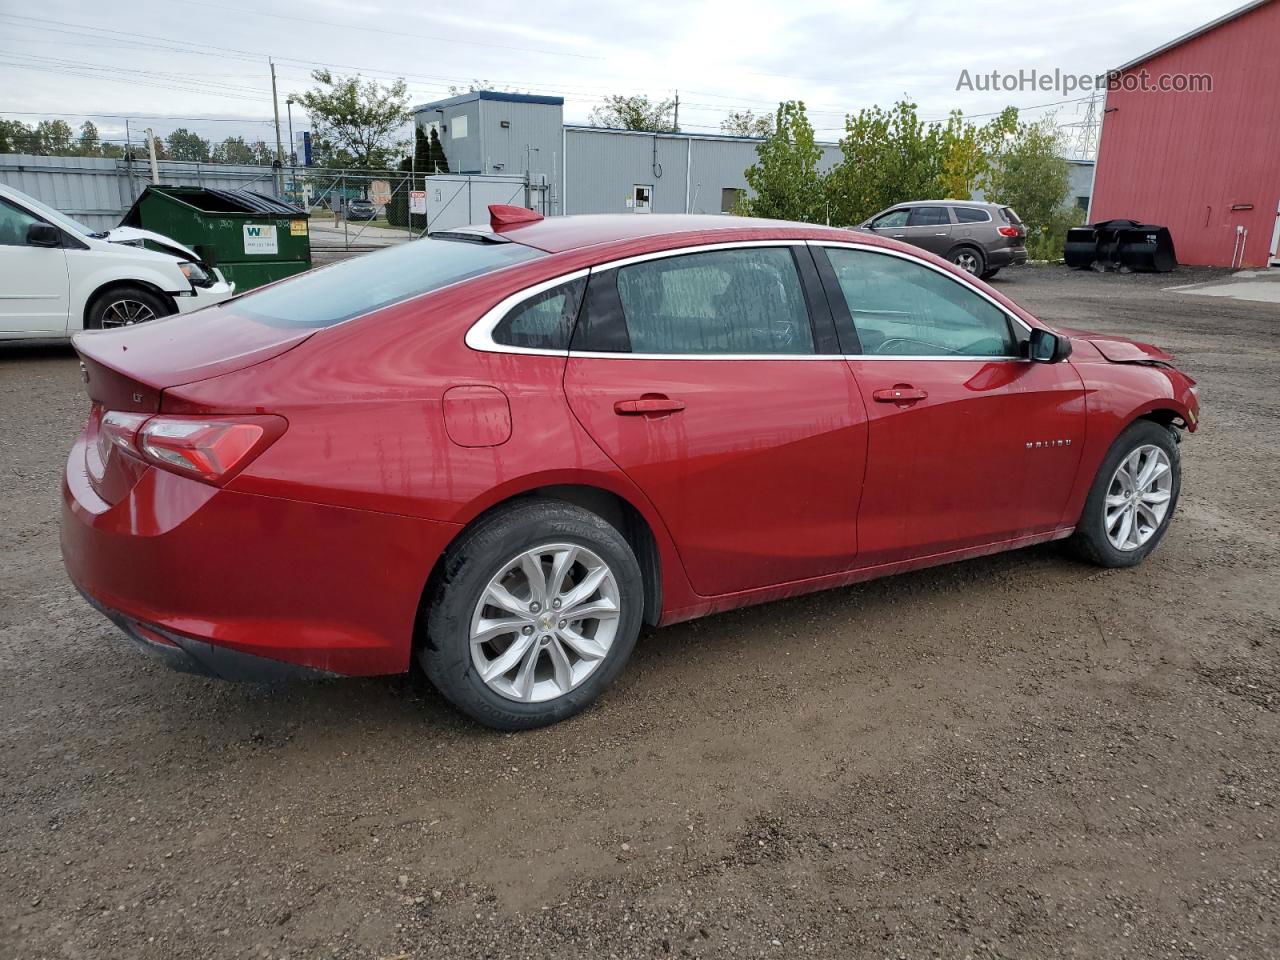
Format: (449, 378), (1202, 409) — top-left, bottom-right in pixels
(421, 502), (644, 730)
(1079, 420), (1182, 567)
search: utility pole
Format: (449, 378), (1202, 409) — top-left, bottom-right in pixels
(270, 58), (285, 197)
(144, 127), (159, 183)
(673, 90), (679, 133)
(285, 97), (296, 206)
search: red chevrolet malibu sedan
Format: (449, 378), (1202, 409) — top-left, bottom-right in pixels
(62, 207), (1200, 729)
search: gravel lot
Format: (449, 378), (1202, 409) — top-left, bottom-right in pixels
(2, 265), (1278, 960)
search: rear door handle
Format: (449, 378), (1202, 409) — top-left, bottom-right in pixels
(614, 397), (686, 416)
(872, 386), (928, 404)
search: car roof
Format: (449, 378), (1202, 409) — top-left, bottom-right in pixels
(484, 214), (858, 254)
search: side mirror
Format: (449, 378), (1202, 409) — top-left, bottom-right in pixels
(1028, 327), (1072, 363)
(26, 223), (61, 248)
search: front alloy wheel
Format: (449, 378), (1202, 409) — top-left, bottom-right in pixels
(1103, 444), (1173, 551)
(1068, 419), (1181, 568)
(470, 543), (621, 703)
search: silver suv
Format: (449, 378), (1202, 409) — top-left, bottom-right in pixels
(856, 200), (1027, 280)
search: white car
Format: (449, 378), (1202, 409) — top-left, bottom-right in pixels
(0, 182), (235, 340)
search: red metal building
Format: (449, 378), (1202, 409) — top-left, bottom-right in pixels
(1090, 0), (1280, 268)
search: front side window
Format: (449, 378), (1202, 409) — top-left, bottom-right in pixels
(0, 198), (43, 247)
(611, 247), (814, 355)
(871, 209), (910, 229)
(492, 277), (586, 350)
(907, 206), (951, 227)
(825, 248), (1016, 357)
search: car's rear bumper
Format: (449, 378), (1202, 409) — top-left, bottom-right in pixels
(61, 435), (461, 679)
(988, 246), (1028, 268)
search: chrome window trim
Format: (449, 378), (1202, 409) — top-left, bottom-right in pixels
(463, 238), (1035, 362)
(464, 267), (591, 356)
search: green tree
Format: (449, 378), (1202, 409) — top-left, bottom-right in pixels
(739, 101), (827, 222)
(211, 136), (255, 164)
(166, 127), (211, 162)
(720, 110), (773, 138)
(825, 100), (946, 225)
(76, 121), (102, 157)
(293, 69), (411, 169)
(35, 119), (76, 155)
(937, 107), (1017, 200)
(588, 94), (675, 132)
(986, 116), (1077, 259)
(0, 118), (33, 153)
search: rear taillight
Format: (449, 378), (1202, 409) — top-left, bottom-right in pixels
(94, 413), (286, 486)
(97, 411), (151, 471)
(998, 226), (1021, 238)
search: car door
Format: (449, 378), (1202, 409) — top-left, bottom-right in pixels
(813, 242), (1086, 566)
(563, 242), (869, 597)
(0, 196), (70, 335)
(900, 205), (954, 256)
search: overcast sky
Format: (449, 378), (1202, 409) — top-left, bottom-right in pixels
(0, 0), (1245, 151)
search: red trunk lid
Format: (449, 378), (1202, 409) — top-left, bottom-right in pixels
(73, 307), (314, 412)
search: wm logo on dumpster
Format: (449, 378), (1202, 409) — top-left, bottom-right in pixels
(243, 223), (279, 255)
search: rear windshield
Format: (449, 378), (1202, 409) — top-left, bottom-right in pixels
(232, 237), (544, 328)
(1000, 207), (1022, 225)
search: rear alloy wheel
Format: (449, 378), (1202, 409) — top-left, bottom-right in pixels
(950, 247), (986, 276)
(469, 542), (621, 704)
(420, 500), (643, 730)
(87, 285), (173, 330)
(1068, 420), (1181, 568)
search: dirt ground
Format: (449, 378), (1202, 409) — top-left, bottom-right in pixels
(2, 264), (1278, 960)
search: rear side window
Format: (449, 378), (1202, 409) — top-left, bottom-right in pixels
(492, 277), (586, 350)
(611, 247), (814, 355)
(954, 207), (991, 223)
(907, 206), (951, 227)
(234, 237), (544, 328)
(824, 248), (1016, 357)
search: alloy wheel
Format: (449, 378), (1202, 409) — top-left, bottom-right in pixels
(1104, 444), (1173, 551)
(469, 542), (621, 703)
(953, 251), (980, 274)
(101, 299), (158, 328)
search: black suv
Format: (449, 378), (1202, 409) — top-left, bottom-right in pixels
(857, 201), (1027, 279)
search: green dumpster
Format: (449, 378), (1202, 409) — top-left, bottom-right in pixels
(120, 186), (311, 291)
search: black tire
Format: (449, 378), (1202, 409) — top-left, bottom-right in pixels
(949, 246), (986, 276)
(980, 267), (1001, 281)
(1068, 420), (1181, 568)
(86, 284), (174, 330)
(419, 499), (644, 730)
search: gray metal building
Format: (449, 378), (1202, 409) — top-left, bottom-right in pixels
(412, 91), (841, 218)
